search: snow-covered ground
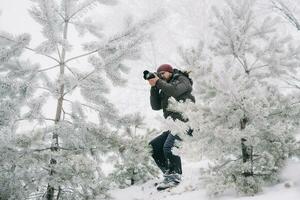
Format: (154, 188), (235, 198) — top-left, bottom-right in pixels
(110, 159), (300, 200)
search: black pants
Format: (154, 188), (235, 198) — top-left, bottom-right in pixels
(149, 131), (182, 174)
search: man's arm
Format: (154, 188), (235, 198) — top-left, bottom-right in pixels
(150, 86), (162, 110)
(155, 76), (192, 98)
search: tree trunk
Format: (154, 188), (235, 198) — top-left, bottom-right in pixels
(46, 19), (69, 200)
(240, 116), (248, 130)
(46, 184), (54, 200)
(131, 169), (136, 185)
(56, 186), (62, 200)
(240, 115), (253, 177)
(241, 138), (254, 177)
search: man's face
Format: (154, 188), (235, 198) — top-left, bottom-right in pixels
(159, 71), (172, 81)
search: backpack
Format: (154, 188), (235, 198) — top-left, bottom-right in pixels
(177, 69), (193, 85)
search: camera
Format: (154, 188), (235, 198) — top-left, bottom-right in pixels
(143, 70), (162, 80)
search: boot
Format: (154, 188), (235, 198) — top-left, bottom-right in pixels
(156, 170), (181, 190)
(163, 171), (181, 183)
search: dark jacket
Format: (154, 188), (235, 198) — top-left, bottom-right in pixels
(150, 69), (195, 121)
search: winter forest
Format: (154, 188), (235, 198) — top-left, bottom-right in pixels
(1, 0), (300, 199)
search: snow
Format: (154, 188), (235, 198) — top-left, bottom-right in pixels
(109, 159), (300, 200)
(1, 0), (300, 199)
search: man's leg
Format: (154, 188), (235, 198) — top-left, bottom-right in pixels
(149, 131), (170, 174)
(156, 133), (182, 190)
(163, 133), (182, 175)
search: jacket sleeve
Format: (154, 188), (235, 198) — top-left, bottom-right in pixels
(155, 75), (192, 98)
(150, 86), (162, 110)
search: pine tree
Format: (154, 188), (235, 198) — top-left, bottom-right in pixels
(107, 113), (159, 189)
(0, 0), (159, 199)
(269, 0), (300, 168)
(271, 0), (300, 93)
(0, 31), (41, 199)
(168, 0), (300, 196)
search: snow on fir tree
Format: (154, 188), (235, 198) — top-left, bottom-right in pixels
(0, 1), (160, 199)
(107, 113), (159, 189)
(270, 0), (300, 95)
(165, 0), (300, 196)
(0, 36), (40, 199)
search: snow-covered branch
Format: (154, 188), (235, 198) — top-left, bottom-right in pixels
(271, 0), (300, 30)
(0, 34), (60, 63)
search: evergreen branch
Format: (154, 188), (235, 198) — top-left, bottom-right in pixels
(38, 64), (60, 72)
(63, 42), (134, 97)
(32, 147), (52, 152)
(55, 9), (65, 22)
(212, 156), (242, 170)
(34, 86), (53, 93)
(14, 117), (56, 124)
(63, 110), (72, 118)
(25, 192), (45, 199)
(29, 146), (100, 153)
(24, 146), (88, 154)
(249, 47), (271, 71)
(213, 154), (261, 171)
(251, 173), (272, 176)
(24, 47), (60, 63)
(59, 146), (93, 151)
(65, 28), (137, 64)
(65, 63), (78, 77)
(250, 64), (269, 71)
(42, 167), (51, 172)
(61, 107), (74, 120)
(291, 101), (300, 106)
(62, 119), (73, 125)
(62, 66), (96, 97)
(57, 45), (62, 61)
(17, 148), (51, 159)
(12, 117), (54, 139)
(267, 111), (284, 117)
(14, 117), (73, 128)
(249, 57), (260, 70)
(65, 49), (99, 63)
(57, 186), (62, 200)
(63, 98), (101, 113)
(68, 0), (97, 20)
(62, 106), (66, 120)
(0, 35), (60, 63)
(271, 0), (300, 30)
(286, 74), (300, 83)
(234, 55), (249, 74)
(61, 188), (75, 193)
(283, 79), (300, 90)
(267, 101), (300, 117)
(230, 91), (247, 114)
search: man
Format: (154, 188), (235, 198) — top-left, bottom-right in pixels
(147, 64), (195, 190)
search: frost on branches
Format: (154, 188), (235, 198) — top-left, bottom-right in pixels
(0, 0), (159, 199)
(271, 0), (300, 95)
(170, 0), (300, 196)
(107, 113), (159, 189)
(0, 32), (40, 199)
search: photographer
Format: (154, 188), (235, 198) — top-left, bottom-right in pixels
(146, 64), (195, 190)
